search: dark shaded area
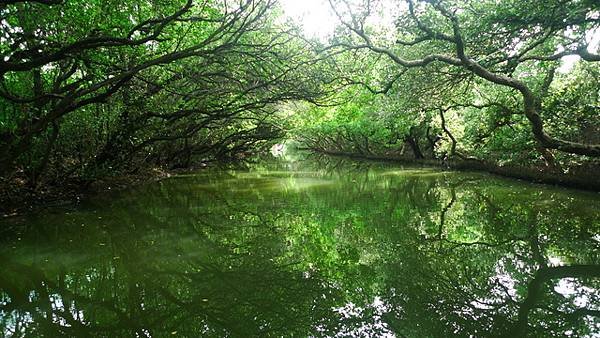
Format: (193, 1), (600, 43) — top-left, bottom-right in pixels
(310, 150), (600, 191)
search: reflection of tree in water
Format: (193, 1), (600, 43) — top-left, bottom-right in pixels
(0, 160), (599, 337)
(0, 187), (342, 336)
(395, 179), (600, 337)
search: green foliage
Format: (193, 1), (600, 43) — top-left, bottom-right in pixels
(0, 0), (334, 187)
(296, 0), (600, 163)
(0, 0), (599, 190)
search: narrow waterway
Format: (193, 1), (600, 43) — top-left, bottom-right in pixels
(1, 155), (599, 337)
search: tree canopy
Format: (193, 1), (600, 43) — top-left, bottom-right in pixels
(295, 0), (599, 164)
(0, 0), (334, 188)
(0, 0), (599, 192)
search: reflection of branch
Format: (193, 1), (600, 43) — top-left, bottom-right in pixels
(0, 257), (143, 334)
(434, 185), (456, 251)
(203, 189), (278, 229)
(527, 214), (546, 269)
(443, 238), (526, 251)
(495, 279), (518, 305)
(511, 264), (600, 336)
(541, 305), (600, 322)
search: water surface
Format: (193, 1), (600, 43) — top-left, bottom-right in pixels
(1, 156), (599, 337)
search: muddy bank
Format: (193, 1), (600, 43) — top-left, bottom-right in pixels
(0, 167), (172, 218)
(312, 150), (600, 192)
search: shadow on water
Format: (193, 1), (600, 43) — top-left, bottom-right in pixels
(1, 155), (599, 337)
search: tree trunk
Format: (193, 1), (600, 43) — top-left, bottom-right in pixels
(439, 109), (457, 157)
(405, 134), (424, 159)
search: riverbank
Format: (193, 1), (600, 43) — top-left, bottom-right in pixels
(3, 150), (598, 218)
(0, 167), (173, 218)
(312, 150), (600, 192)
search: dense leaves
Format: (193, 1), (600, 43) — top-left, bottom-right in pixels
(295, 0), (600, 168)
(1, 0), (599, 195)
(0, 0), (333, 191)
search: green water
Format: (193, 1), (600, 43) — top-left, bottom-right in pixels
(1, 156), (599, 337)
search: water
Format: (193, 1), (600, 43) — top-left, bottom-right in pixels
(1, 155), (599, 337)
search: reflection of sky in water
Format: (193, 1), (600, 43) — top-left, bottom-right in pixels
(326, 297), (395, 337)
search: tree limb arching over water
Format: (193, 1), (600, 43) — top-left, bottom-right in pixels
(0, 1), (599, 337)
